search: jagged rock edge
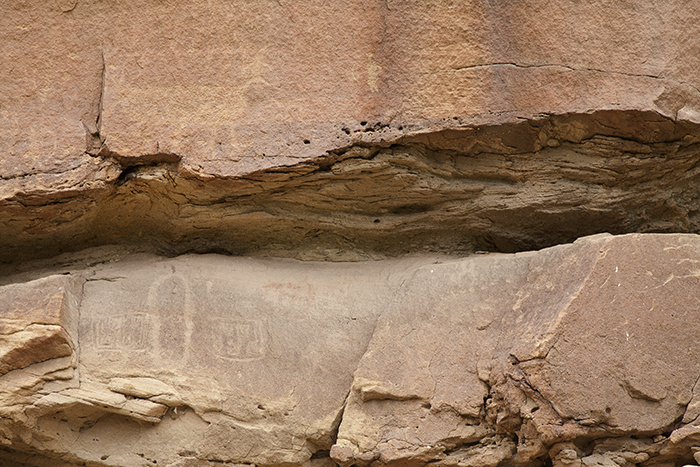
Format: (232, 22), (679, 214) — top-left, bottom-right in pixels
(3, 109), (700, 270)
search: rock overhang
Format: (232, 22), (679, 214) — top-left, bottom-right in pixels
(4, 1), (700, 466)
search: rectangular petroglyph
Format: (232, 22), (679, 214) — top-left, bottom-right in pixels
(76, 254), (410, 423)
(90, 314), (151, 351)
(79, 267), (275, 369)
(211, 319), (265, 361)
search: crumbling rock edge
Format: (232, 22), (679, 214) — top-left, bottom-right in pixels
(2, 233), (700, 467)
(2, 110), (700, 271)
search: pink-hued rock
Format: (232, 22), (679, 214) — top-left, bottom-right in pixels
(333, 233), (700, 466)
(3, 1), (700, 466)
(2, 2), (700, 264)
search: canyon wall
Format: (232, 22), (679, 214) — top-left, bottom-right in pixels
(2, 1), (700, 466)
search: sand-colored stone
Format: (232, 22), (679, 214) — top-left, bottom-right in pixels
(2, 234), (700, 466)
(0, 275), (81, 375)
(3, 2), (700, 264)
(332, 233), (700, 467)
(4, 1), (700, 177)
(3, 1), (700, 466)
(0, 254), (419, 466)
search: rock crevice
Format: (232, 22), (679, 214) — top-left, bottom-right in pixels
(3, 111), (700, 270)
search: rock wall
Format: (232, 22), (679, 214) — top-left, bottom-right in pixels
(3, 1), (700, 263)
(3, 1), (700, 466)
(3, 234), (700, 467)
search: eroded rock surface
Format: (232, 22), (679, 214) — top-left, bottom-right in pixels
(1, 254), (417, 466)
(4, 2), (700, 466)
(332, 233), (700, 467)
(3, 1), (700, 264)
(2, 234), (700, 466)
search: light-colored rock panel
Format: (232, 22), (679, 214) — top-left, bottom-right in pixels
(19, 255), (416, 466)
(333, 233), (700, 466)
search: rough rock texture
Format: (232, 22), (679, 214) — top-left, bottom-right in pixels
(0, 253), (418, 466)
(332, 233), (700, 467)
(3, 233), (700, 467)
(3, 1), (700, 264)
(4, 1), (700, 466)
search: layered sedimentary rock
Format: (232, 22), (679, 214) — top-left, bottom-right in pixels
(1, 255), (421, 466)
(2, 233), (700, 466)
(4, 1), (700, 466)
(3, 1), (700, 264)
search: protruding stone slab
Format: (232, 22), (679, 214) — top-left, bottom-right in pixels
(333, 234), (700, 466)
(0, 275), (82, 375)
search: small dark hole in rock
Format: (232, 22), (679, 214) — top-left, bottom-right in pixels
(360, 121), (367, 126)
(311, 450), (331, 460)
(531, 406), (539, 413)
(101, 455), (108, 460)
(605, 407), (612, 414)
(303, 140), (310, 144)
(374, 219), (380, 223)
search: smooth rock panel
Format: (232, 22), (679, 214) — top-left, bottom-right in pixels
(61, 255), (414, 466)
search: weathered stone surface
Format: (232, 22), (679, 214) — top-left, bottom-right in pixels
(0, 274), (81, 375)
(3, 2), (700, 264)
(2, 111), (700, 267)
(0, 254), (417, 466)
(2, 234), (700, 466)
(4, 1), (700, 466)
(332, 233), (700, 467)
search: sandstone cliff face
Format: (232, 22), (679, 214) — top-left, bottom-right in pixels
(3, 234), (700, 467)
(3, 1), (700, 467)
(3, 1), (700, 263)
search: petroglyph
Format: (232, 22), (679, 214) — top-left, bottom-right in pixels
(148, 273), (194, 363)
(211, 319), (266, 361)
(76, 254), (407, 422)
(89, 314), (151, 351)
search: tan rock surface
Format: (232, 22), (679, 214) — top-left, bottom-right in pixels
(3, 1), (700, 466)
(0, 254), (418, 466)
(2, 234), (700, 466)
(3, 2), (700, 264)
(332, 233), (700, 467)
(0, 275), (81, 375)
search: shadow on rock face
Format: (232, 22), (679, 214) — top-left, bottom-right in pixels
(2, 111), (700, 268)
